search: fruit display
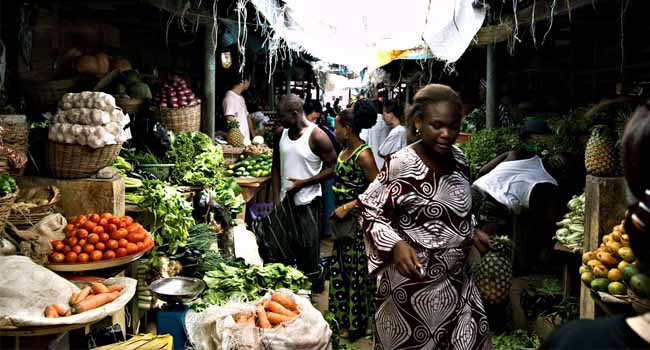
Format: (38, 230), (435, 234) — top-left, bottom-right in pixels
(226, 153), (272, 178)
(578, 220), (641, 296)
(44, 282), (123, 317)
(226, 119), (245, 147)
(151, 75), (200, 109)
(585, 125), (621, 177)
(475, 236), (513, 304)
(48, 213), (154, 264)
(554, 193), (585, 251)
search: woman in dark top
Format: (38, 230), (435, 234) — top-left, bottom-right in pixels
(542, 104), (650, 349)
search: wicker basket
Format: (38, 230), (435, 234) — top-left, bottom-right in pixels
(115, 97), (145, 115)
(151, 103), (201, 132)
(46, 141), (122, 179)
(21, 73), (78, 114)
(628, 289), (650, 314)
(0, 115), (29, 174)
(221, 145), (244, 166)
(8, 186), (60, 228)
(0, 192), (18, 231)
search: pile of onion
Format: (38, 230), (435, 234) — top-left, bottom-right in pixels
(152, 75), (200, 109)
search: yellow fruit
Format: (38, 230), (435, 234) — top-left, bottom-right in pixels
(619, 261), (629, 271)
(608, 268), (623, 282)
(593, 265), (609, 278)
(603, 234), (612, 244)
(618, 247), (636, 262)
(582, 252), (597, 265)
(579, 265), (591, 275)
(597, 251), (619, 267)
(581, 272), (594, 284)
(611, 231), (622, 242)
(607, 241), (623, 254)
(588, 259), (604, 269)
(608, 281), (627, 295)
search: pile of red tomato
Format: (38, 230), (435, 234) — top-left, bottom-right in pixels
(48, 213), (154, 264)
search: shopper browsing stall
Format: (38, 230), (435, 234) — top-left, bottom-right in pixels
(359, 84), (491, 349)
(223, 73), (255, 140)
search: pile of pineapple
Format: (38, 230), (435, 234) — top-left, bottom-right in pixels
(585, 124), (622, 177)
(579, 220), (638, 296)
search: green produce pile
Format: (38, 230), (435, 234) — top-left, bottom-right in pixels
(112, 156), (143, 189)
(115, 70), (152, 100)
(166, 132), (225, 186)
(121, 150), (161, 165)
(0, 173), (17, 197)
(125, 179), (195, 254)
(226, 153), (272, 178)
(459, 127), (523, 180)
(193, 260), (310, 310)
(554, 193), (585, 252)
(491, 330), (541, 350)
(208, 178), (245, 216)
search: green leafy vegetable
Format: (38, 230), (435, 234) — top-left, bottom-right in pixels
(166, 132), (225, 186)
(0, 174), (17, 197)
(491, 330), (541, 350)
(209, 178), (245, 216)
(459, 127), (523, 180)
(121, 150), (161, 165)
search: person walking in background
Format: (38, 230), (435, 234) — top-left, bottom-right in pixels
(359, 84), (491, 349)
(328, 100), (379, 340)
(334, 98), (342, 113)
(223, 73), (255, 140)
(272, 94), (337, 291)
(360, 99), (391, 169)
(378, 99), (407, 159)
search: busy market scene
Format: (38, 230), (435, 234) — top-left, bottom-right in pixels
(0, 0), (649, 349)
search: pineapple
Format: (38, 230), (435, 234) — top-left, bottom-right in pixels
(474, 236), (513, 305)
(226, 119), (244, 147)
(585, 125), (621, 177)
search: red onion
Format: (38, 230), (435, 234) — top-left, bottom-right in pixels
(171, 103), (179, 108)
(160, 102), (168, 108)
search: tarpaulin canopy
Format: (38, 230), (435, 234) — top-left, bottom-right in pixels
(250, 0), (486, 72)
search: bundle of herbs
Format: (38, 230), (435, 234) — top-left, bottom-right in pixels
(166, 132), (225, 186)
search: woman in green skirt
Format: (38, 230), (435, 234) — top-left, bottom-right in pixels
(328, 100), (379, 340)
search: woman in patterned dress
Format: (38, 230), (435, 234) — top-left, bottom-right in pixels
(359, 85), (492, 349)
(328, 100), (379, 340)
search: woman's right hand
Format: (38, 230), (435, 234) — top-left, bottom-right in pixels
(392, 240), (423, 279)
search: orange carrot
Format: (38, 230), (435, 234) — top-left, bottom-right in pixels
(70, 292), (79, 305)
(44, 305), (59, 318)
(271, 293), (298, 311)
(75, 286), (92, 304)
(65, 310), (72, 316)
(264, 301), (295, 318)
(107, 284), (122, 293)
(266, 312), (293, 325)
(72, 291), (119, 313)
(52, 304), (67, 316)
(91, 282), (110, 294)
(256, 304), (271, 328)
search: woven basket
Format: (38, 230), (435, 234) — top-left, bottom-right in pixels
(628, 289), (650, 314)
(22, 73), (78, 114)
(151, 103), (201, 132)
(115, 97), (145, 115)
(221, 145), (244, 166)
(8, 186), (60, 229)
(46, 141), (122, 179)
(0, 115), (29, 174)
(0, 192), (18, 231)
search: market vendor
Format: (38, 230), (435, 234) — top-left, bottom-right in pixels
(222, 73), (255, 140)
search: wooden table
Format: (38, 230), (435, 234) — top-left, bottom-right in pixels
(235, 176), (271, 220)
(0, 320), (99, 350)
(553, 242), (582, 298)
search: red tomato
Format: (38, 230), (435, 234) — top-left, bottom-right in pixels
(107, 224), (118, 233)
(87, 233), (99, 244)
(65, 230), (76, 238)
(107, 239), (119, 250)
(65, 224), (75, 233)
(83, 244), (95, 253)
(65, 252), (78, 263)
(101, 213), (113, 220)
(116, 247), (127, 258)
(66, 237), (78, 246)
(89, 213), (101, 223)
(118, 239), (128, 248)
(109, 217), (121, 225)
(78, 216), (88, 226)
(72, 245), (82, 254)
(95, 242), (106, 251)
(99, 218), (109, 226)
(62, 245), (71, 254)
(92, 226), (104, 234)
(78, 253), (90, 263)
(91, 250), (103, 261)
(127, 223), (140, 233)
(99, 232), (110, 242)
(83, 221), (97, 231)
(115, 229), (128, 240)
(143, 236), (154, 249)
(126, 243), (138, 255)
(77, 239), (87, 247)
(136, 242), (145, 252)
(110, 231), (121, 240)
(70, 216), (78, 224)
(124, 216), (134, 226)
(103, 250), (116, 260)
(77, 229), (89, 239)
(51, 253), (65, 263)
(52, 241), (65, 252)
(118, 221), (127, 229)
(126, 233), (138, 243)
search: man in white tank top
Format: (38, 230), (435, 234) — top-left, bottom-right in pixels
(272, 94), (337, 291)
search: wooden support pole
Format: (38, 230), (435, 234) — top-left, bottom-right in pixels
(486, 43), (497, 129)
(202, 25), (217, 138)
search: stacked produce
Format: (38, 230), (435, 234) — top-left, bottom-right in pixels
(585, 125), (621, 177)
(554, 193), (585, 251)
(152, 75), (200, 109)
(233, 291), (300, 328)
(244, 140), (272, 156)
(226, 153), (272, 178)
(48, 213), (154, 264)
(49, 92), (130, 148)
(166, 132), (224, 186)
(226, 119), (245, 147)
(114, 70), (152, 100)
(43, 281), (123, 318)
(579, 220), (646, 296)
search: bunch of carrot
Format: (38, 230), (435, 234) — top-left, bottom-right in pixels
(235, 292), (300, 329)
(44, 282), (123, 318)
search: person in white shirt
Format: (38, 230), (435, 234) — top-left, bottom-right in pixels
(378, 100), (407, 159)
(359, 99), (390, 169)
(222, 74), (255, 140)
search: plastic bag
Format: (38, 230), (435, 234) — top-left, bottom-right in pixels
(185, 289), (331, 350)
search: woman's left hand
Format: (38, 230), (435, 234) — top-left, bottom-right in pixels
(474, 229), (492, 254)
(334, 205), (350, 219)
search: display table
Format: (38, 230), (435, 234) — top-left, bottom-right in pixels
(235, 177), (271, 220)
(0, 319), (104, 350)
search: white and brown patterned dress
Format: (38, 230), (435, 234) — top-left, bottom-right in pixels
(359, 145), (491, 350)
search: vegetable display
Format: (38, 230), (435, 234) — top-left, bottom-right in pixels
(554, 193), (585, 251)
(233, 291), (300, 328)
(43, 282), (123, 317)
(226, 153), (272, 178)
(152, 75), (200, 109)
(166, 132), (224, 186)
(0, 173), (17, 197)
(48, 213), (154, 264)
(459, 127), (523, 180)
(491, 330), (541, 350)
(169, 224), (222, 277)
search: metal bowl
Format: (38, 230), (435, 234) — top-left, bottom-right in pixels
(149, 277), (206, 304)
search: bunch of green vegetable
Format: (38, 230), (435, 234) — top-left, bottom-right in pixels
(125, 179), (195, 254)
(166, 132), (225, 186)
(194, 260), (310, 310)
(462, 106), (486, 133)
(209, 177), (245, 216)
(459, 127), (523, 180)
(554, 193), (585, 251)
(121, 150), (161, 165)
(0, 173), (17, 197)
(491, 330), (541, 350)
(226, 153), (272, 178)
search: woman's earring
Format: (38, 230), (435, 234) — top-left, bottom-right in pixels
(416, 129), (421, 137)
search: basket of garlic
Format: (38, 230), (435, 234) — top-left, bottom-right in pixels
(47, 92), (130, 179)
